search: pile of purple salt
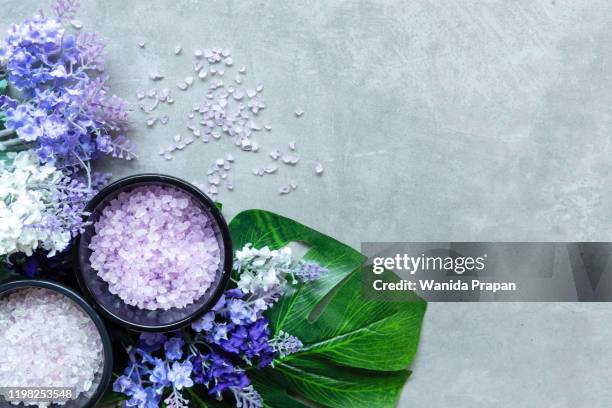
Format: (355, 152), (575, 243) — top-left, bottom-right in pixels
(89, 185), (221, 310)
(0, 288), (103, 407)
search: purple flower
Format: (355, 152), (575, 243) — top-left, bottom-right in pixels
(270, 330), (303, 358)
(149, 359), (169, 389)
(113, 375), (135, 394)
(163, 337), (184, 361)
(295, 261), (329, 282)
(193, 352), (249, 396)
(123, 386), (159, 408)
(167, 361), (194, 390)
(212, 323), (229, 342)
(139, 333), (168, 352)
(0, 10), (131, 169)
(191, 311), (215, 332)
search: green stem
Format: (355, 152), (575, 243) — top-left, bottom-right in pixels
(0, 129), (16, 140)
(0, 138), (33, 151)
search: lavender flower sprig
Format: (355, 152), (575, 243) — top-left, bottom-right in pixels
(0, 3), (132, 169)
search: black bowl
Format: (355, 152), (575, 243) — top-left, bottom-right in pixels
(73, 174), (232, 332)
(0, 279), (113, 408)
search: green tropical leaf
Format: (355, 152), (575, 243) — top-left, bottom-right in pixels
(228, 210), (426, 408)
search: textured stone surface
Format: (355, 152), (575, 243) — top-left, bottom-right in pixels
(2, 0), (612, 406)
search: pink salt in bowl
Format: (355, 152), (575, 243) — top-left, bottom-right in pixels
(73, 174), (233, 332)
(0, 279), (113, 408)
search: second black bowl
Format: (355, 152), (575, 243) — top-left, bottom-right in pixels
(73, 174), (232, 332)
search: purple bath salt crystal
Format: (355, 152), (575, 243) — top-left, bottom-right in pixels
(0, 288), (104, 407)
(89, 185), (221, 311)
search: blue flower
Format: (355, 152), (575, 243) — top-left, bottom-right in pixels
(149, 359), (169, 389)
(193, 352), (250, 396)
(211, 323), (229, 342)
(191, 311), (215, 333)
(112, 375), (135, 395)
(167, 361), (194, 390)
(163, 337), (184, 361)
(123, 386), (159, 408)
(138, 333), (168, 352)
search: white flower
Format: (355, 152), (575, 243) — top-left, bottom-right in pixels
(0, 151), (71, 257)
(235, 243), (295, 295)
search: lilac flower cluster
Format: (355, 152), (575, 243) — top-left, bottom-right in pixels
(113, 245), (327, 408)
(0, 3), (131, 169)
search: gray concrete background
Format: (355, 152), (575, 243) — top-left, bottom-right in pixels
(3, 0), (612, 406)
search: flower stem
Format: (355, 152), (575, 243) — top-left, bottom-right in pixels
(0, 129), (16, 140)
(0, 138), (33, 151)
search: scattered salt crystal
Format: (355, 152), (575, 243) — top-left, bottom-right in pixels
(289, 141), (296, 150)
(176, 80), (188, 90)
(146, 116), (158, 127)
(269, 150), (281, 160)
(164, 153), (173, 160)
(235, 75), (242, 84)
(264, 124), (272, 131)
(0, 288), (104, 406)
(175, 45), (183, 55)
(264, 165), (278, 174)
(149, 71), (164, 81)
(279, 185), (291, 195)
(89, 185), (221, 310)
(247, 89), (257, 98)
(282, 155), (300, 165)
(136, 90), (145, 100)
(198, 70), (207, 80)
(160, 115), (169, 125)
(185, 76), (194, 86)
(194, 49), (203, 58)
(290, 181), (298, 190)
(295, 109), (304, 117)
(225, 153), (234, 162)
(70, 19), (83, 29)
(256, 84), (264, 92)
(215, 158), (225, 166)
(138, 41), (145, 48)
(239, 66), (247, 74)
(315, 163), (324, 175)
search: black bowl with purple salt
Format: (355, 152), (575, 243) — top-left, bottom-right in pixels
(0, 279), (113, 408)
(73, 174), (232, 332)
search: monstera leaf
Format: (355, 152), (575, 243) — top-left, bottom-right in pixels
(228, 210), (426, 408)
